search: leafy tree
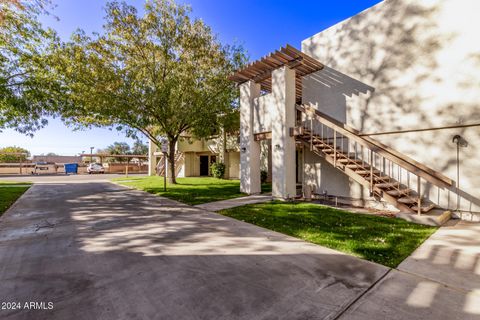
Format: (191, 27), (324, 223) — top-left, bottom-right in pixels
(0, 145), (30, 162)
(132, 140), (148, 155)
(104, 141), (131, 162)
(0, 0), (63, 135)
(54, 0), (245, 183)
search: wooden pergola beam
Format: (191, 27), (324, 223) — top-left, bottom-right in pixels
(252, 57), (303, 83)
(229, 44), (324, 102)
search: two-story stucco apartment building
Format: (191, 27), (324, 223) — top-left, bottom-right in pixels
(148, 135), (241, 179)
(230, 0), (480, 222)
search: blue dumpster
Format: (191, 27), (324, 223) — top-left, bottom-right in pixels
(64, 163), (78, 174)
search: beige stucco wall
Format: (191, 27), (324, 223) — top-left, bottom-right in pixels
(178, 139), (207, 153)
(183, 152), (212, 177)
(227, 152), (240, 179)
(182, 151), (240, 179)
(301, 0), (480, 217)
(156, 136), (240, 179)
(183, 152), (197, 177)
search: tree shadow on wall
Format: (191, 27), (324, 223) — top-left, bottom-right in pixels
(302, 0), (480, 212)
(303, 0), (448, 132)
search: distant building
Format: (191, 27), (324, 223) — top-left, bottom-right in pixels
(148, 135), (241, 179)
(32, 155), (82, 164)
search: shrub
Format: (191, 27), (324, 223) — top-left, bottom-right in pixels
(210, 162), (226, 179)
(260, 170), (268, 183)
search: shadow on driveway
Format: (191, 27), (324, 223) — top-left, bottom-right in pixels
(0, 182), (477, 319)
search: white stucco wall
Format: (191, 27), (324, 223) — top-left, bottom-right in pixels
(271, 66), (297, 198)
(301, 0), (480, 217)
(253, 94), (273, 134)
(240, 81), (262, 194)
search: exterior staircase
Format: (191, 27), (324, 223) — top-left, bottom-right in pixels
(156, 152), (184, 177)
(294, 103), (454, 219)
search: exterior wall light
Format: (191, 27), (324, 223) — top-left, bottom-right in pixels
(241, 147), (247, 153)
(274, 144), (281, 151)
(452, 135), (468, 148)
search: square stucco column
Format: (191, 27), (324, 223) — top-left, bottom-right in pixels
(148, 139), (157, 176)
(240, 80), (261, 194)
(271, 66), (296, 199)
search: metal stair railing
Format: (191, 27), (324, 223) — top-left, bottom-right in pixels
(296, 103), (454, 214)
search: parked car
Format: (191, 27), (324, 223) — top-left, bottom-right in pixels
(87, 163), (105, 174)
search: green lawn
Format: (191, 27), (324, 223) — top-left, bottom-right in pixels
(219, 201), (437, 267)
(0, 180), (32, 185)
(0, 182), (30, 216)
(113, 176), (271, 205)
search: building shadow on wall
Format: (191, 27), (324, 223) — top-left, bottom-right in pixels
(302, 0), (454, 133)
(301, 66), (374, 199)
(302, 66), (374, 124)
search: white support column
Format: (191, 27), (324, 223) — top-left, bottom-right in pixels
(271, 66), (296, 199)
(240, 80), (261, 194)
(148, 139), (157, 176)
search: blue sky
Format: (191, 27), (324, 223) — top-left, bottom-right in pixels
(2, 0), (381, 155)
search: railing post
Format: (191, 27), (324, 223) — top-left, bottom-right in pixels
(370, 150), (374, 195)
(333, 130), (337, 167)
(361, 146), (365, 168)
(417, 176), (422, 215)
(310, 116), (313, 151)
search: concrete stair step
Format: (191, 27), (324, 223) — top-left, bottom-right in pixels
(396, 209), (451, 226)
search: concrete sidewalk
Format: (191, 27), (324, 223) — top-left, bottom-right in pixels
(194, 194), (273, 212)
(340, 220), (480, 319)
(399, 220), (480, 292)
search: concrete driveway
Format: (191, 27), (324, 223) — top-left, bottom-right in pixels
(0, 179), (388, 320)
(0, 173), (146, 184)
(0, 178), (478, 319)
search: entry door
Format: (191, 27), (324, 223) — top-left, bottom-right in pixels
(200, 155), (209, 176)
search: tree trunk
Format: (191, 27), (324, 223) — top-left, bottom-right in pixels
(167, 138), (177, 184)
